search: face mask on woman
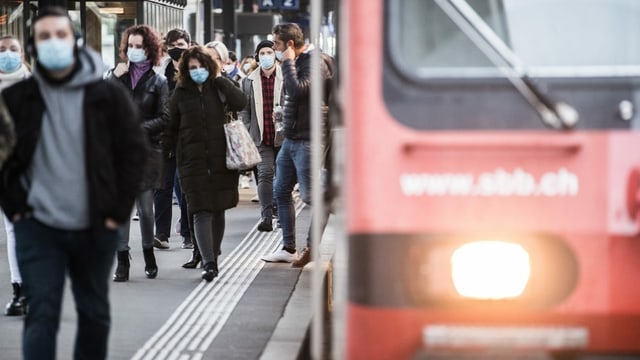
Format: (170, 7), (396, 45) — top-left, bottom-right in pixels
(189, 67), (210, 84)
(0, 50), (21, 73)
(37, 38), (75, 71)
(127, 48), (147, 63)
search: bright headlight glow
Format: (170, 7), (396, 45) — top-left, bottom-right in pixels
(451, 241), (531, 300)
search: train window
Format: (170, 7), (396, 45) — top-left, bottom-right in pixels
(388, 0), (640, 78)
(383, 0), (640, 131)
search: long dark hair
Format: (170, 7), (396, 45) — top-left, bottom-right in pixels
(118, 25), (163, 66)
(176, 46), (219, 85)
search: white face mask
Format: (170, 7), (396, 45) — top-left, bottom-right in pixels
(223, 64), (235, 74)
(242, 63), (251, 72)
(259, 55), (275, 70)
(275, 50), (283, 62)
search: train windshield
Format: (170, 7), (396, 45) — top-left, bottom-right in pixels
(391, 0), (640, 78)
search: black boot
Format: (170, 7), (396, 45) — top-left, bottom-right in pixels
(201, 260), (218, 282)
(182, 243), (201, 269)
(113, 251), (130, 282)
(5, 283), (26, 316)
(143, 248), (158, 279)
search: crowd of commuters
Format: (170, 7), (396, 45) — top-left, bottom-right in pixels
(0, 5), (333, 358)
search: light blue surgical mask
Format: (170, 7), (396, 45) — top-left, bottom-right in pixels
(189, 68), (209, 84)
(36, 38), (75, 71)
(0, 50), (22, 73)
(275, 50), (283, 62)
(127, 48), (147, 63)
(242, 63), (251, 72)
(259, 55), (275, 70)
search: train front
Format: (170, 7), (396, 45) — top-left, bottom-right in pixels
(344, 0), (640, 359)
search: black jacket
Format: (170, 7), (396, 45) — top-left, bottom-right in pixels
(110, 69), (169, 189)
(165, 76), (247, 213)
(111, 69), (169, 146)
(280, 49), (333, 141)
(0, 77), (147, 228)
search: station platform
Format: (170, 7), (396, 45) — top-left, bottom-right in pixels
(0, 187), (342, 360)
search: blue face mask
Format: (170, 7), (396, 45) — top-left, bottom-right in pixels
(127, 48), (147, 63)
(0, 50), (22, 73)
(189, 68), (210, 84)
(275, 50), (283, 62)
(36, 38), (75, 71)
(259, 55), (275, 70)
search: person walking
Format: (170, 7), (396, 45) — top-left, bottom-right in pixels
(261, 23), (333, 267)
(239, 40), (284, 232)
(152, 28), (193, 250)
(165, 46), (247, 282)
(0, 34), (30, 316)
(109, 24), (169, 281)
(0, 7), (147, 359)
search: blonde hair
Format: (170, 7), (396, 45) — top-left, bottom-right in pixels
(204, 41), (229, 64)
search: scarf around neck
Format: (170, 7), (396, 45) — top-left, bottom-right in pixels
(129, 60), (151, 89)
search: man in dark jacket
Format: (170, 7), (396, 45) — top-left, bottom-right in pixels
(261, 23), (332, 268)
(0, 7), (147, 360)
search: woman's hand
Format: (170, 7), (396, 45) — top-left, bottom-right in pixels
(113, 62), (129, 78)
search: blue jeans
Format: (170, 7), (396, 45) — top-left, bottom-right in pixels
(274, 139), (312, 249)
(118, 189), (155, 251)
(14, 218), (118, 360)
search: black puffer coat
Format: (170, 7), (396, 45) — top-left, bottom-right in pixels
(110, 69), (169, 190)
(165, 76), (247, 213)
(280, 48), (333, 141)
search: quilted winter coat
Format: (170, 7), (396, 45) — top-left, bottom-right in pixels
(166, 75), (247, 212)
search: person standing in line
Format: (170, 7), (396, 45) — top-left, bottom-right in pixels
(225, 50), (245, 84)
(0, 34), (30, 316)
(109, 24), (169, 282)
(261, 23), (333, 267)
(0, 7), (146, 359)
(165, 46), (247, 282)
(152, 28), (194, 250)
(239, 40), (284, 232)
(239, 55), (257, 76)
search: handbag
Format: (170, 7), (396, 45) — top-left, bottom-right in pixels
(224, 118), (262, 170)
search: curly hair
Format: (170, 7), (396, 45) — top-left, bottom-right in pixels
(176, 46), (219, 85)
(119, 25), (163, 66)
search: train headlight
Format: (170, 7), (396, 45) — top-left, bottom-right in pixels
(451, 241), (530, 300)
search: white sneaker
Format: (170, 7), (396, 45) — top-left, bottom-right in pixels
(261, 249), (298, 263)
(240, 175), (251, 189)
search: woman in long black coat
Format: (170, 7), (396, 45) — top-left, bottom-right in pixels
(109, 24), (169, 282)
(166, 46), (247, 281)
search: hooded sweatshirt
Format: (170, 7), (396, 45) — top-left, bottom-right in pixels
(27, 47), (106, 230)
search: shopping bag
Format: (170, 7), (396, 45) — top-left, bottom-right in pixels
(224, 119), (262, 170)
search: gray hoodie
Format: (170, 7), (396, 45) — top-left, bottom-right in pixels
(28, 47), (106, 230)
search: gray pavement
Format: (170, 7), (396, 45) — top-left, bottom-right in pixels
(0, 186), (334, 360)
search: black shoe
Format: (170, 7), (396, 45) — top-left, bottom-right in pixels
(5, 283), (26, 316)
(113, 251), (130, 282)
(257, 218), (273, 232)
(182, 247), (202, 269)
(143, 248), (158, 279)
(201, 261), (218, 282)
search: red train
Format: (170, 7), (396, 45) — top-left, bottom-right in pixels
(342, 0), (640, 358)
